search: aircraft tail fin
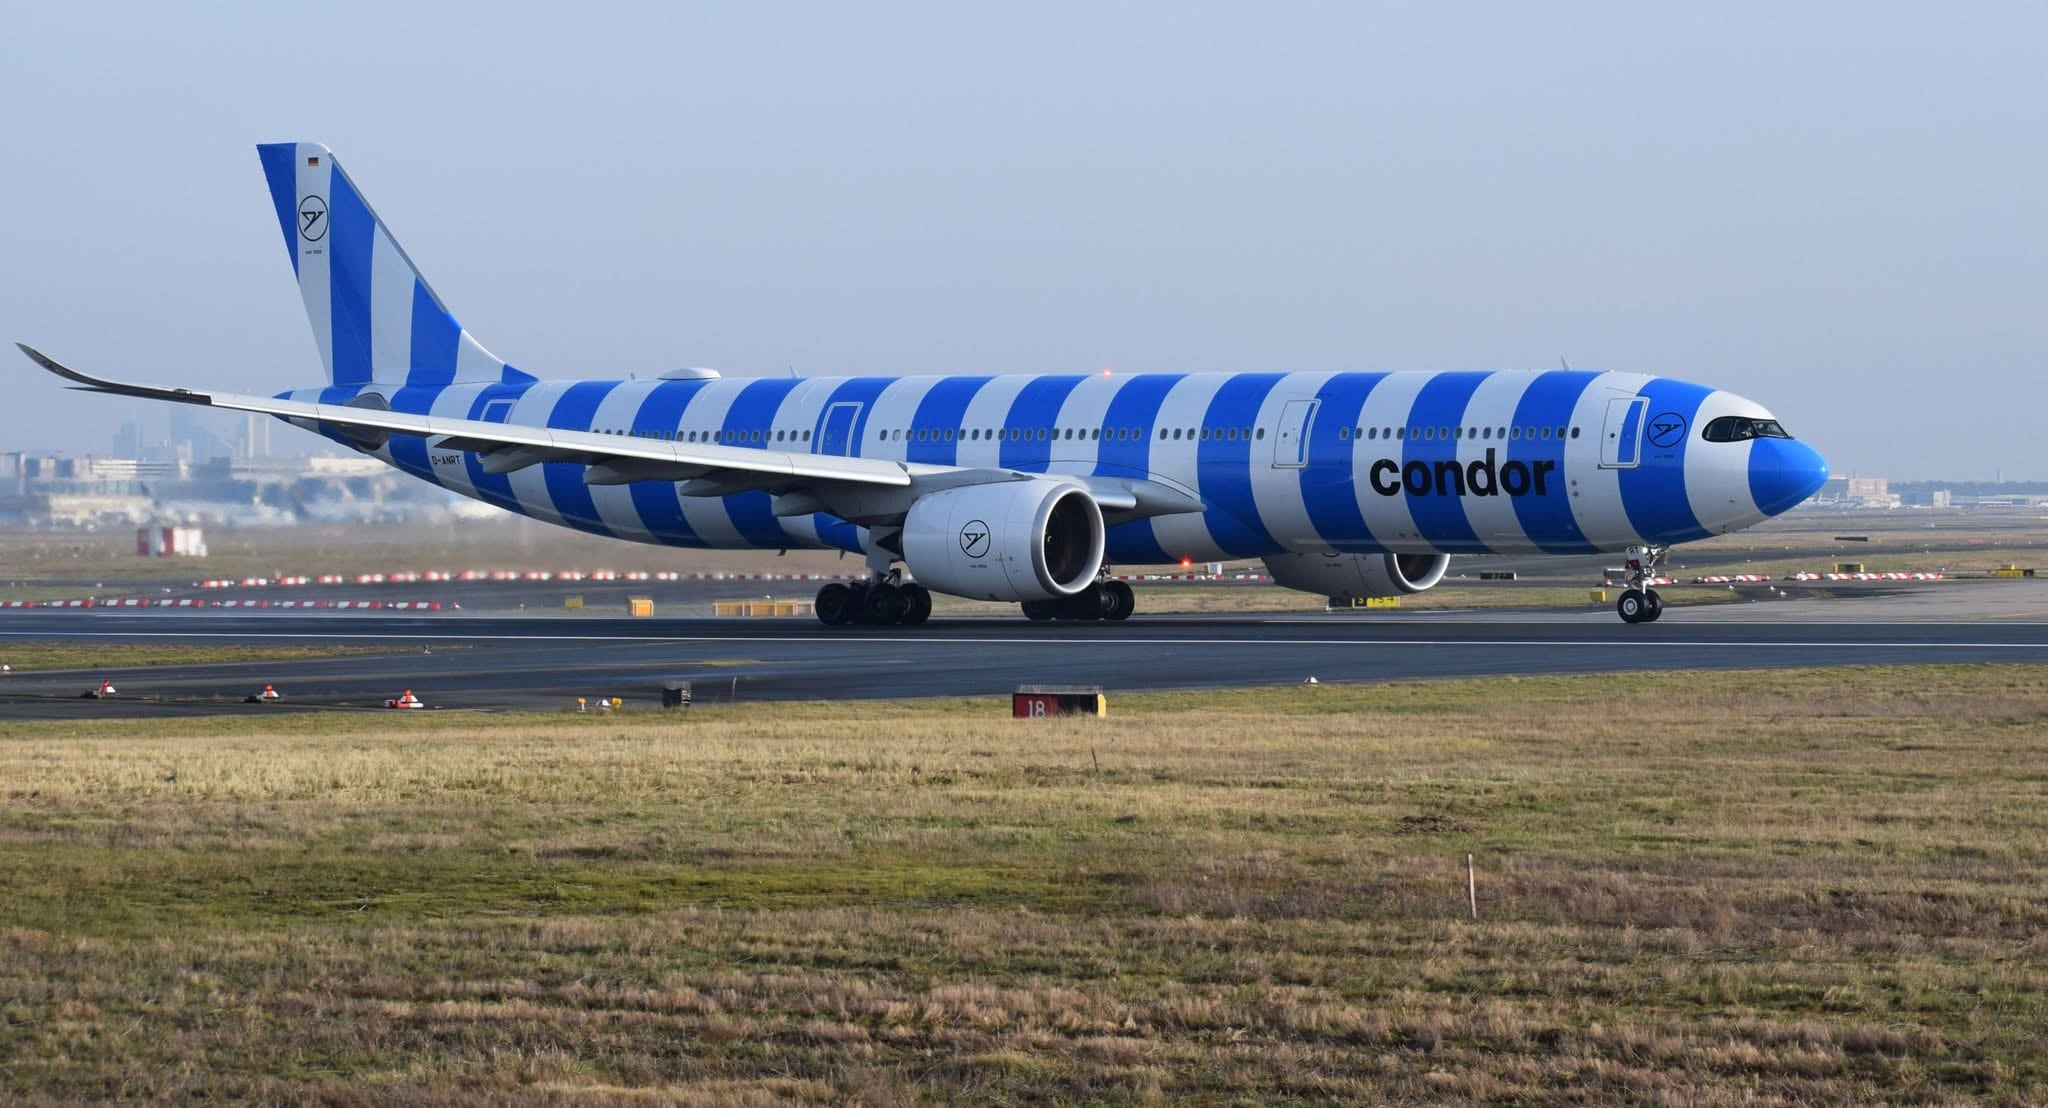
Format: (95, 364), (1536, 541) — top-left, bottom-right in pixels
(254, 143), (534, 388)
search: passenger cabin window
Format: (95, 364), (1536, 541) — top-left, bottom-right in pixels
(1702, 416), (1793, 442)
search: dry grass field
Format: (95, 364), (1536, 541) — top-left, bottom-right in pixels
(2, 665), (2045, 1103)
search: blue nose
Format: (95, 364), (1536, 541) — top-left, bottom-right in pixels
(1748, 437), (1829, 516)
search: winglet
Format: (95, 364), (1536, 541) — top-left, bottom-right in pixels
(18, 344), (213, 405)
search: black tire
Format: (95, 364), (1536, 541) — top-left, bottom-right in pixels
(863, 583), (908, 625)
(814, 583), (854, 626)
(901, 584), (933, 625)
(1616, 588), (1646, 625)
(1643, 588), (1664, 622)
(1103, 580), (1135, 621)
(1021, 598), (1056, 621)
(1063, 584), (1105, 621)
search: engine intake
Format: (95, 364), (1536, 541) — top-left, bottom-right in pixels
(902, 479), (1105, 602)
(1263, 552), (1451, 600)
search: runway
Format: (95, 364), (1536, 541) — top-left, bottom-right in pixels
(4, 591), (2046, 718)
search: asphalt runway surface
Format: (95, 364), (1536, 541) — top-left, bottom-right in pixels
(3, 584), (2046, 719)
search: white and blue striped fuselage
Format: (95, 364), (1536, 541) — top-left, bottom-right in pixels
(289, 366), (1823, 564)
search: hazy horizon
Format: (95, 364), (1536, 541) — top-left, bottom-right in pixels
(4, 2), (2043, 480)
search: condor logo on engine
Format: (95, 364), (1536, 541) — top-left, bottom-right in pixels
(958, 520), (991, 559)
(1367, 449), (1559, 498)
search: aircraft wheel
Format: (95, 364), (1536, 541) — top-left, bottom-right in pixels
(1062, 584), (1105, 621)
(814, 583), (855, 626)
(1616, 588), (1646, 625)
(1021, 598), (1056, 621)
(1643, 588), (1664, 623)
(863, 583), (909, 625)
(1103, 580), (1135, 621)
(901, 584), (933, 625)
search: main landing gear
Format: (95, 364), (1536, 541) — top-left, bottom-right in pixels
(814, 576), (932, 627)
(1615, 544), (1667, 625)
(815, 541), (932, 627)
(1021, 578), (1134, 622)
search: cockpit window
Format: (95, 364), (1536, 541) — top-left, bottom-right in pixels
(1702, 416), (1792, 443)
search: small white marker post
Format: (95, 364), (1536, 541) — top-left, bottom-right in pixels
(1467, 853), (1478, 921)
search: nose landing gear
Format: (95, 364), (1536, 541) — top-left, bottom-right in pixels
(1615, 545), (1667, 624)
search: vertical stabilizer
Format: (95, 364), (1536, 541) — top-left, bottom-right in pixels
(254, 142), (533, 387)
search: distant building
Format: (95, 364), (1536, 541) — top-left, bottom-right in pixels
(1930, 489), (1952, 509)
(112, 420), (144, 459)
(1819, 475), (1898, 508)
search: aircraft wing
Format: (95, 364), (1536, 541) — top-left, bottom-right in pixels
(19, 344), (913, 490)
(19, 345), (1204, 523)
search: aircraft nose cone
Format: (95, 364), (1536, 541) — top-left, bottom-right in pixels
(1749, 437), (1829, 516)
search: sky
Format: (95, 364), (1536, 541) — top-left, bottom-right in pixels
(3, 1), (2043, 480)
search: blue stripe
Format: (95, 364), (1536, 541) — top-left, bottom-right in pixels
(1094, 373), (1185, 564)
(1195, 374), (1286, 557)
(254, 144), (300, 276)
(540, 381), (618, 536)
(325, 170), (376, 386)
(809, 378), (897, 553)
(999, 376), (1087, 472)
(718, 378), (806, 549)
(1298, 372), (1391, 553)
(905, 376), (993, 466)
(1507, 371), (1599, 554)
(625, 380), (710, 546)
(1617, 378), (1712, 545)
(381, 387), (442, 484)
(407, 281), (459, 388)
(306, 384), (367, 450)
(458, 385), (531, 514)
(1401, 371), (1490, 552)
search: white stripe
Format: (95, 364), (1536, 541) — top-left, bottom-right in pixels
(501, 381), (579, 527)
(1145, 375), (1232, 563)
(1565, 371), (1650, 549)
(455, 332), (503, 379)
(369, 227), (416, 375)
(1353, 372), (1430, 552)
(586, 380), (665, 541)
(952, 376), (1034, 469)
(294, 146), (334, 379)
(863, 377), (941, 464)
(676, 382), (746, 546)
(1454, 372), (1541, 552)
(1685, 390), (1763, 534)
(1245, 371), (1337, 551)
(1047, 372), (1121, 477)
(426, 383), (496, 500)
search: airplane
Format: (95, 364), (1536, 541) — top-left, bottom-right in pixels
(19, 142), (1829, 626)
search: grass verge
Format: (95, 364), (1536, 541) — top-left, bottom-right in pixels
(0, 641), (415, 672)
(1, 665), (2044, 1102)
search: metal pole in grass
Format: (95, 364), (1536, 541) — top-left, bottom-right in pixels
(1467, 853), (1478, 921)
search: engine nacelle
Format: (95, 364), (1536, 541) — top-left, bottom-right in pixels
(1263, 552), (1451, 600)
(901, 479), (1106, 602)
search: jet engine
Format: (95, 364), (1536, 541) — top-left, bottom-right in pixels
(1263, 552), (1451, 600)
(901, 479), (1105, 602)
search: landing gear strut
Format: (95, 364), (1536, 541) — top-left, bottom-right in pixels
(1020, 577), (1135, 622)
(1615, 545), (1667, 625)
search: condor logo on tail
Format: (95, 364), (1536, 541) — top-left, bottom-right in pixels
(1368, 449), (1558, 498)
